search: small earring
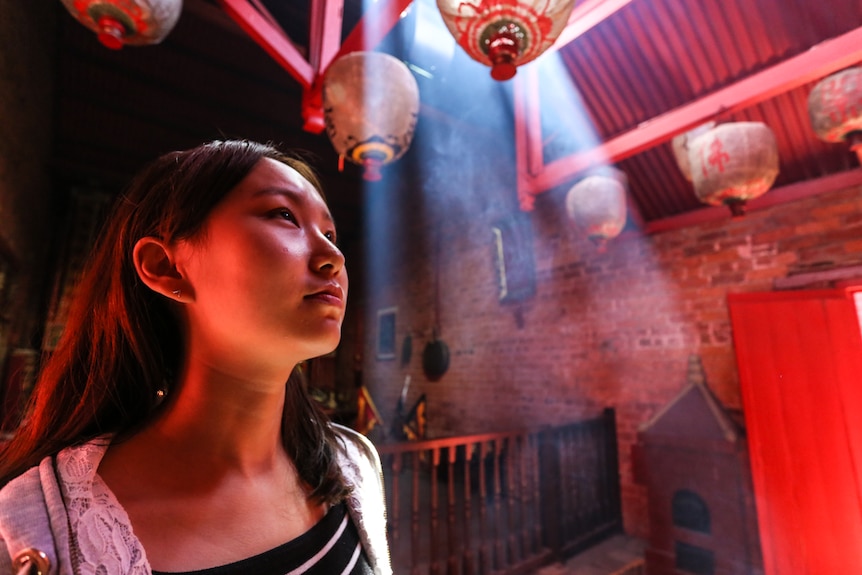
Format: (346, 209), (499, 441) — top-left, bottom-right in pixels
(172, 289), (181, 298)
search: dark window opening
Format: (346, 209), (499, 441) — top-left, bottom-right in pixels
(672, 489), (710, 533)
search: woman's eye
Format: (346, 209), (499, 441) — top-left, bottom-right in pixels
(325, 230), (338, 244)
(274, 209), (296, 223)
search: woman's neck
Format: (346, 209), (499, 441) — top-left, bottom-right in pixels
(147, 365), (292, 474)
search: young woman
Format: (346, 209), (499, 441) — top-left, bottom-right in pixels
(0, 140), (391, 575)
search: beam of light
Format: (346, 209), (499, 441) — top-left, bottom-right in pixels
(359, 2), (690, 437)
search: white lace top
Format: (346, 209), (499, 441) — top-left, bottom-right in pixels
(0, 426), (391, 575)
(54, 438), (151, 575)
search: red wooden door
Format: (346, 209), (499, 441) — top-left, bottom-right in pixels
(728, 289), (862, 574)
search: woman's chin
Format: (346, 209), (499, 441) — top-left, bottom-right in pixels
(303, 331), (342, 360)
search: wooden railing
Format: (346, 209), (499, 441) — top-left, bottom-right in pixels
(376, 408), (622, 575)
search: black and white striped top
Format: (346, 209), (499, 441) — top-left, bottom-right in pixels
(152, 502), (373, 575)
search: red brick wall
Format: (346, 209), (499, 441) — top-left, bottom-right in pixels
(362, 169), (862, 539)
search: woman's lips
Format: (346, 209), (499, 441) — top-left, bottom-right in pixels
(305, 286), (345, 307)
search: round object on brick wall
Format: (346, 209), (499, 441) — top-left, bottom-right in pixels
(422, 333), (449, 382)
(688, 122), (779, 217)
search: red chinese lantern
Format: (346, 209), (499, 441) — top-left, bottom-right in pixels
(808, 66), (862, 163)
(436, 0), (577, 81)
(565, 168), (628, 251)
(60, 0), (182, 50)
(687, 122), (779, 217)
(323, 52), (420, 182)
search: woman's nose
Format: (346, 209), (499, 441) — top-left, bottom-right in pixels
(311, 232), (345, 275)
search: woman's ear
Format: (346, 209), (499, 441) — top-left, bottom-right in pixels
(133, 237), (189, 301)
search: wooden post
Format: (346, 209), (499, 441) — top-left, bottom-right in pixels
(539, 428), (563, 562)
(603, 408), (622, 522)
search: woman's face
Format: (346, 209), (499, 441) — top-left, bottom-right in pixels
(175, 157), (348, 374)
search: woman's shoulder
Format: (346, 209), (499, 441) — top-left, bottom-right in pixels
(0, 437), (111, 512)
(332, 424), (384, 472)
(0, 456), (58, 565)
(0, 461), (45, 509)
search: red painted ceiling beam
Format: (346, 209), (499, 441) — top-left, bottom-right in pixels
(309, 0), (345, 74)
(218, 0), (314, 88)
(523, 25), (862, 200)
(302, 0), (346, 132)
(220, 0), (412, 133)
(336, 0), (415, 58)
(552, 0), (635, 51)
(303, 0), (414, 133)
(642, 167), (862, 235)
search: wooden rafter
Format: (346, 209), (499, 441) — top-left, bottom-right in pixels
(516, 24), (862, 210)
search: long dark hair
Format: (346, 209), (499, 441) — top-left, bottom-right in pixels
(0, 140), (349, 503)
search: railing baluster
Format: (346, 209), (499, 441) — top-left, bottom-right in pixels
(506, 436), (519, 565)
(518, 435), (531, 558)
(375, 412), (622, 575)
(575, 423), (588, 532)
(530, 433), (542, 555)
(430, 447), (442, 575)
(492, 438), (505, 570)
(411, 451), (421, 575)
(478, 442), (490, 575)
(463, 443), (475, 575)
(447, 446), (458, 575)
(562, 427), (573, 538)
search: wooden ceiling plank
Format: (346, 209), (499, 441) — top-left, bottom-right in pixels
(651, 0), (706, 95)
(527, 25), (862, 194)
(564, 37), (627, 134)
(618, 9), (675, 119)
(700, 0), (743, 77)
(670, 0), (720, 90)
(590, 25), (641, 128)
(218, 0), (314, 88)
(720, 0), (765, 70)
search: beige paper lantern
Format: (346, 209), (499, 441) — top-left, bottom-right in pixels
(565, 169), (628, 251)
(688, 122), (779, 217)
(672, 122), (716, 181)
(808, 67), (862, 163)
(323, 52), (420, 181)
(60, 0), (182, 49)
